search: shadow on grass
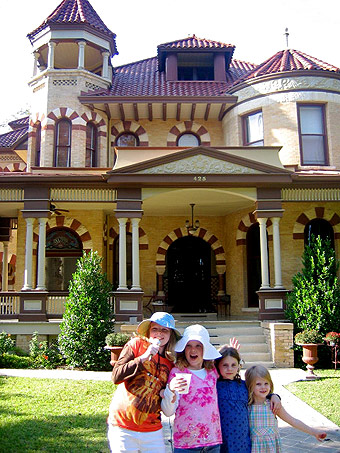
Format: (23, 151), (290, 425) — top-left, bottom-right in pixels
(0, 413), (109, 453)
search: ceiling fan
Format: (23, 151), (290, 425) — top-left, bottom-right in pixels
(50, 203), (69, 216)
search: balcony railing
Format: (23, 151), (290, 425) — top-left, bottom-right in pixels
(0, 293), (20, 316)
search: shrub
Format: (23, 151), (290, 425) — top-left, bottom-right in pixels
(285, 235), (340, 336)
(295, 330), (323, 344)
(0, 331), (15, 355)
(58, 251), (114, 370)
(0, 353), (33, 369)
(29, 332), (65, 369)
(105, 333), (130, 347)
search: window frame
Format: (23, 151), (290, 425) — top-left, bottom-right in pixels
(54, 118), (72, 167)
(86, 122), (97, 167)
(242, 110), (264, 146)
(297, 103), (329, 166)
(34, 122), (41, 167)
(176, 132), (201, 147)
(115, 132), (139, 147)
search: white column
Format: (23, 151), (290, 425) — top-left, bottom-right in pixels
(47, 41), (56, 69)
(272, 217), (284, 288)
(2, 241), (9, 291)
(77, 41), (86, 70)
(258, 218), (270, 289)
(117, 218), (128, 290)
(22, 218), (35, 290)
(33, 51), (40, 76)
(36, 218), (48, 290)
(131, 218), (141, 291)
(101, 51), (110, 78)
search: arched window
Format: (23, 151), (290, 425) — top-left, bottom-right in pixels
(55, 119), (72, 167)
(113, 233), (132, 289)
(116, 133), (139, 147)
(35, 122), (41, 167)
(304, 218), (334, 249)
(86, 122), (97, 167)
(177, 133), (200, 147)
(44, 227), (83, 291)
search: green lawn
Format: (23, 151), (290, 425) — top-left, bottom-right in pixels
(285, 369), (340, 427)
(0, 377), (115, 453)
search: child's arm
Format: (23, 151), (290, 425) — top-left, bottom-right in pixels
(268, 394), (282, 415)
(277, 406), (327, 441)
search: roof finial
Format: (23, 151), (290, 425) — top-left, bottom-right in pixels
(284, 27), (289, 48)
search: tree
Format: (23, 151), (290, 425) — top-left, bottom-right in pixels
(285, 235), (340, 335)
(58, 251), (114, 370)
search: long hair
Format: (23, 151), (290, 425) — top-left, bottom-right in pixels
(175, 351), (215, 370)
(245, 365), (274, 405)
(143, 327), (178, 362)
(215, 346), (242, 382)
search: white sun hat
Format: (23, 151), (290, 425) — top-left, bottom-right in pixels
(174, 324), (221, 360)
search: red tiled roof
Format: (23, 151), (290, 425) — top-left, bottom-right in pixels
(157, 35), (235, 50)
(105, 57), (256, 97)
(27, 0), (117, 55)
(8, 116), (29, 130)
(0, 127), (27, 148)
(229, 49), (340, 88)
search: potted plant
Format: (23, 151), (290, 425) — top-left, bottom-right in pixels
(295, 330), (324, 380)
(324, 332), (340, 346)
(105, 333), (131, 365)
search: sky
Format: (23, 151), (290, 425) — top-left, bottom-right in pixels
(1, 0), (340, 132)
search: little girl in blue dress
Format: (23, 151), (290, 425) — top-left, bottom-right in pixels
(215, 347), (281, 453)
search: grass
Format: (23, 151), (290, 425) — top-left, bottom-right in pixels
(285, 369), (340, 426)
(0, 377), (115, 453)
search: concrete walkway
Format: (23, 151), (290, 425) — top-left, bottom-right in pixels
(1, 367), (339, 452)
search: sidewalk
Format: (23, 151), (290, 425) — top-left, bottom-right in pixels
(1, 367), (339, 452)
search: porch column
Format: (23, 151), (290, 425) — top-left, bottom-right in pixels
(272, 217), (284, 288)
(157, 272), (165, 297)
(77, 41), (86, 70)
(101, 51), (110, 78)
(131, 218), (141, 291)
(258, 218), (270, 289)
(33, 51), (40, 76)
(47, 41), (56, 70)
(1, 241), (9, 291)
(22, 218), (35, 290)
(117, 217), (128, 290)
(36, 218), (48, 290)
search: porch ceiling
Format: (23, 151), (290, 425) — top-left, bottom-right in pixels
(142, 187), (256, 216)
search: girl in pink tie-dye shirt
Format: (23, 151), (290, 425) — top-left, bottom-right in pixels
(162, 324), (222, 452)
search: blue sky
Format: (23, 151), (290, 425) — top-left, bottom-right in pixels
(1, 0), (339, 131)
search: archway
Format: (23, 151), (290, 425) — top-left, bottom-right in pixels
(166, 236), (212, 313)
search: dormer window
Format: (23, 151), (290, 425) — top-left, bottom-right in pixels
(178, 53), (214, 81)
(177, 133), (200, 147)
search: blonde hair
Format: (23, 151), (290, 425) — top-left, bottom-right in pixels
(245, 365), (274, 405)
(175, 351), (215, 370)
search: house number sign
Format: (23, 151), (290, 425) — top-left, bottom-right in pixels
(193, 176), (207, 181)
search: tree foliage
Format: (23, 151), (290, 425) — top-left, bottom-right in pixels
(58, 251), (114, 370)
(285, 235), (340, 335)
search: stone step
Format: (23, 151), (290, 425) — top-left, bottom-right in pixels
(210, 334), (266, 344)
(242, 361), (275, 369)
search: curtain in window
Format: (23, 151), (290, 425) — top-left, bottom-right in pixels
(246, 112), (263, 146)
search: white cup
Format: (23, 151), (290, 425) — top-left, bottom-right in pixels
(175, 372), (192, 394)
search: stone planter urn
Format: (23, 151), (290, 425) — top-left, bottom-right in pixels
(104, 346), (124, 366)
(297, 343), (321, 380)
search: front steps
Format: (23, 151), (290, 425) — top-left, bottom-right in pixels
(173, 317), (274, 368)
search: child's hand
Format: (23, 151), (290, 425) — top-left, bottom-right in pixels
(229, 337), (240, 350)
(270, 394), (282, 415)
(315, 431), (327, 441)
(169, 376), (187, 393)
(140, 341), (160, 362)
(159, 389), (165, 398)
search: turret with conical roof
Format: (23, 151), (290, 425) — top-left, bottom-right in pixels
(26, 0), (113, 171)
